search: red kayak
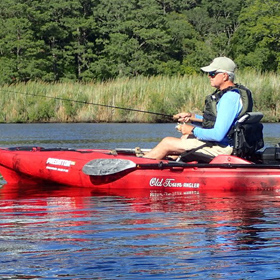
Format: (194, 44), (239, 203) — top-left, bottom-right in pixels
(0, 146), (280, 191)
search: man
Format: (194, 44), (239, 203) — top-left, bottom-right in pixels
(143, 56), (253, 160)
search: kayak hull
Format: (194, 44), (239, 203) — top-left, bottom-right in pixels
(0, 147), (280, 191)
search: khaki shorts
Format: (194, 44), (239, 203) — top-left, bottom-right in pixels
(180, 136), (233, 157)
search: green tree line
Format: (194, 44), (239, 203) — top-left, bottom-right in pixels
(0, 0), (279, 85)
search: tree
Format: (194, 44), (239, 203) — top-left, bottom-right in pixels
(1, 0), (279, 85)
(88, 0), (173, 78)
(231, 0), (280, 72)
(26, 0), (99, 81)
(0, 1), (46, 83)
(187, 0), (246, 55)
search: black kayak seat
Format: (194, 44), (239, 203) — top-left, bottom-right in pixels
(231, 112), (264, 158)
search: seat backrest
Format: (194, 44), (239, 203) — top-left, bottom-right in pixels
(230, 112), (264, 158)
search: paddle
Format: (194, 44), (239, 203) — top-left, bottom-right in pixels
(82, 158), (137, 176)
(82, 157), (280, 177)
(82, 158), (192, 176)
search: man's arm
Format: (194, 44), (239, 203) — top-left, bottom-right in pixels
(193, 91), (242, 142)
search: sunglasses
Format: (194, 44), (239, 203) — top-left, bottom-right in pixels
(208, 71), (222, 78)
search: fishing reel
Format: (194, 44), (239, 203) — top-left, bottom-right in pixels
(175, 122), (186, 132)
(174, 113), (192, 132)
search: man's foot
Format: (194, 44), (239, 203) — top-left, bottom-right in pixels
(135, 147), (144, 157)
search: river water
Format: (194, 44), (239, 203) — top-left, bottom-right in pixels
(1, 123), (280, 279)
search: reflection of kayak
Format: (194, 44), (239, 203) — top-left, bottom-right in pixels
(1, 184), (273, 227)
(0, 146), (280, 191)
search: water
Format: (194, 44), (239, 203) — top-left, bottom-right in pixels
(1, 123), (280, 279)
(0, 123), (177, 149)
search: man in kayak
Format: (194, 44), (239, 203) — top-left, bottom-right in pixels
(143, 56), (253, 160)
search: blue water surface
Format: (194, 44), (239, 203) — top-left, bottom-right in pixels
(0, 123), (280, 279)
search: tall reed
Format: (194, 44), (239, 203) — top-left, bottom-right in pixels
(0, 71), (279, 123)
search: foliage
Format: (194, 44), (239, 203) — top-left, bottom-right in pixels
(231, 0), (280, 71)
(1, 0), (279, 85)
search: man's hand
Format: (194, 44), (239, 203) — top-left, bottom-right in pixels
(176, 123), (194, 135)
(173, 112), (192, 123)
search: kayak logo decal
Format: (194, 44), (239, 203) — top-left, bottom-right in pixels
(46, 158), (76, 172)
(149, 177), (199, 188)
(46, 158), (76, 167)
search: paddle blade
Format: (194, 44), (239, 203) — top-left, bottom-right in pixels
(82, 158), (137, 176)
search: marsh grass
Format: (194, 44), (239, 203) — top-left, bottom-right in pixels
(0, 71), (279, 123)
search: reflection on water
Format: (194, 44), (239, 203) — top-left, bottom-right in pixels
(1, 184), (280, 279)
(0, 123), (280, 279)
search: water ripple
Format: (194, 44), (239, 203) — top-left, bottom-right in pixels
(0, 185), (280, 279)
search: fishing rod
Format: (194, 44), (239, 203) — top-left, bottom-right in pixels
(3, 89), (175, 119)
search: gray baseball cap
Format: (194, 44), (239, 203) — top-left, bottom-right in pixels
(201, 57), (237, 73)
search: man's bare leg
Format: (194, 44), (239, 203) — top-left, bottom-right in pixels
(143, 137), (187, 160)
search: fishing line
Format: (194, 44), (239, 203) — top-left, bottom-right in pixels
(2, 89), (174, 119)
